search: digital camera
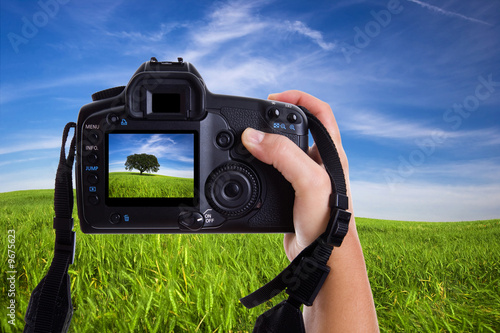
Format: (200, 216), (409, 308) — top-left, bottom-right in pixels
(76, 58), (308, 233)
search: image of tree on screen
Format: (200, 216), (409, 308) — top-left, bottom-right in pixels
(125, 153), (160, 175)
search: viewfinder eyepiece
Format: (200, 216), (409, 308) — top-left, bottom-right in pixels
(151, 93), (181, 113)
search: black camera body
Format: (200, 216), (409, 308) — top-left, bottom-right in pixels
(76, 58), (308, 233)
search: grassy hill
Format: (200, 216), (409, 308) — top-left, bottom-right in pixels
(1, 190), (499, 332)
(109, 172), (194, 198)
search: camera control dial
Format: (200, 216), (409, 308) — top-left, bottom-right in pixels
(91, 86), (125, 101)
(205, 162), (260, 218)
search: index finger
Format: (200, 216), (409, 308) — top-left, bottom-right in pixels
(268, 90), (341, 143)
(269, 90), (350, 177)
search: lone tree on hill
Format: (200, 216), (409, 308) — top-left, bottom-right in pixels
(125, 153), (160, 175)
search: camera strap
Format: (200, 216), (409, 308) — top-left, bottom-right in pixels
(24, 122), (77, 333)
(240, 108), (351, 333)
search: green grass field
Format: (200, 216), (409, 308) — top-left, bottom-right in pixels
(1, 190), (499, 332)
(108, 172), (194, 198)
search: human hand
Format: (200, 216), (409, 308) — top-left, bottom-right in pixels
(242, 91), (378, 331)
(241, 90), (352, 262)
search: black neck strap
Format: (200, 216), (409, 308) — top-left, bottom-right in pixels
(240, 108), (351, 333)
(23, 108), (350, 333)
(24, 123), (77, 333)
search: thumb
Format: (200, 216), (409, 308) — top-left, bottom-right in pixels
(241, 128), (331, 252)
(242, 128), (327, 194)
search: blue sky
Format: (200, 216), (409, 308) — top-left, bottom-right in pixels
(108, 133), (194, 179)
(1, 0), (499, 221)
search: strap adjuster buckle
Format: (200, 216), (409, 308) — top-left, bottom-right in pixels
(326, 209), (351, 247)
(286, 257), (331, 306)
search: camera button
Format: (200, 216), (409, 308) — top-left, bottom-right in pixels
(287, 113), (298, 123)
(223, 182), (241, 199)
(109, 213), (121, 224)
(88, 132), (99, 144)
(87, 153), (98, 164)
(106, 113), (120, 125)
(87, 174), (99, 184)
(88, 195), (99, 205)
(268, 107), (280, 119)
(215, 131), (234, 150)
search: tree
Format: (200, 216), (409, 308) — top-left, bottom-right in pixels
(125, 153), (160, 175)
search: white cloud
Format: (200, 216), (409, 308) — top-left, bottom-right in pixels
(111, 134), (194, 166)
(96, 0), (337, 65)
(407, 0), (492, 26)
(105, 23), (186, 42)
(156, 168), (193, 179)
(109, 160), (125, 168)
(184, 0), (269, 61)
(285, 20), (336, 51)
(344, 110), (438, 140)
(354, 157), (500, 188)
(0, 137), (61, 155)
(414, 159), (500, 183)
(351, 179), (500, 221)
(196, 3), (267, 45)
(136, 135), (193, 163)
(0, 156), (50, 167)
(350, 156), (500, 221)
(200, 58), (282, 96)
(0, 165), (59, 193)
(0, 70), (130, 105)
(343, 109), (500, 147)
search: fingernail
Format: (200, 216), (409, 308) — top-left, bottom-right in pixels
(268, 93), (278, 100)
(245, 128), (265, 145)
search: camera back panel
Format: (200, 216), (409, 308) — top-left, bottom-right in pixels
(76, 59), (308, 234)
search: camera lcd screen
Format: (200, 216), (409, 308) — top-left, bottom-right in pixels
(107, 132), (196, 205)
